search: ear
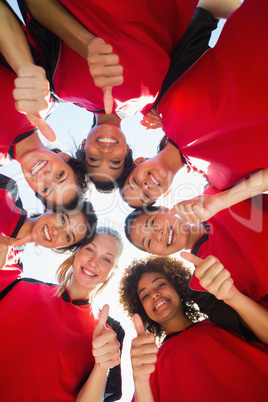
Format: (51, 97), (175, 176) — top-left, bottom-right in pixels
(126, 144), (130, 155)
(134, 157), (146, 165)
(57, 152), (71, 161)
(81, 139), (86, 151)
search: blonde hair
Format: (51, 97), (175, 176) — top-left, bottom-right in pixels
(56, 227), (123, 301)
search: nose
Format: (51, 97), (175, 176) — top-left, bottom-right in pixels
(151, 289), (160, 300)
(99, 146), (113, 153)
(142, 180), (151, 190)
(39, 169), (54, 182)
(153, 227), (164, 243)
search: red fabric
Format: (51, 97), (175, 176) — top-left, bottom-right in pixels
(0, 64), (36, 162)
(150, 319), (268, 402)
(190, 185), (268, 307)
(159, 0), (268, 190)
(0, 189), (26, 237)
(55, 0), (198, 115)
(0, 267), (96, 401)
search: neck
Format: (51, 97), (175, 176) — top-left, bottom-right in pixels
(17, 218), (33, 239)
(96, 112), (122, 127)
(185, 223), (206, 250)
(158, 141), (183, 174)
(15, 132), (45, 162)
(162, 312), (193, 334)
(67, 278), (92, 300)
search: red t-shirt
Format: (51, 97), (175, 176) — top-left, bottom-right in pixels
(190, 185), (268, 306)
(54, 0), (198, 115)
(0, 266), (96, 401)
(159, 0), (268, 190)
(150, 320), (268, 402)
(0, 64), (37, 163)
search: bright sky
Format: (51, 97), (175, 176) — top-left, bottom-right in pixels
(4, 2), (224, 400)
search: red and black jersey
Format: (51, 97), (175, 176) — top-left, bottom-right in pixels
(0, 64), (37, 164)
(188, 185), (268, 336)
(159, 0), (268, 190)
(0, 265), (124, 401)
(0, 175), (27, 268)
(18, 0), (199, 116)
(150, 319), (268, 402)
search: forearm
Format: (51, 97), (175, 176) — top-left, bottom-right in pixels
(76, 364), (108, 402)
(224, 291), (268, 345)
(214, 168), (268, 211)
(134, 377), (155, 402)
(25, 0), (95, 59)
(0, 0), (34, 72)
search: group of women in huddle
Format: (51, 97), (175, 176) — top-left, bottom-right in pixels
(0, 0), (268, 400)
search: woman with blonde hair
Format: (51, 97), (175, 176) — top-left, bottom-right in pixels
(0, 226), (124, 402)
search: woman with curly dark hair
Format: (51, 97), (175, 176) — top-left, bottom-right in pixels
(119, 255), (268, 402)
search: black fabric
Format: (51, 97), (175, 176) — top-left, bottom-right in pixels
(104, 316), (125, 401)
(17, 0), (61, 91)
(0, 277), (55, 302)
(8, 128), (37, 159)
(156, 7), (218, 107)
(187, 287), (259, 342)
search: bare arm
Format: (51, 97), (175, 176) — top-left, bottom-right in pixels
(181, 252), (268, 345)
(76, 305), (121, 402)
(0, 0), (34, 72)
(24, 0), (123, 113)
(172, 168), (268, 224)
(131, 314), (157, 402)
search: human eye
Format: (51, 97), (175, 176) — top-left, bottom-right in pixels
(57, 171), (64, 179)
(66, 233), (71, 243)
(86, 247), (94, 253)
(148, 239), (151, 249)
(141, 293), (149, 301)
(60, 214), (65, 225)
(89, 157), (99, 162)
(134, 178), (139, 186)
(151, 218), (155, 227)
(111, 160), (121, 165)
(41, 185), (49, 194)
(103, 257), (112, 263)
(158, 282), (166, 289)
(145, 193), (152, 200)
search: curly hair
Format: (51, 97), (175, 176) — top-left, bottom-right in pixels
(119, 255), (205, 339)
(76, 145), (134, 193)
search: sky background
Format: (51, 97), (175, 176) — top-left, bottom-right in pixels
(5, 2), (224, 400)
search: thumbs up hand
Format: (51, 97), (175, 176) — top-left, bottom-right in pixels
(92, 304), (120, 369)
(130, 314), (158, 379)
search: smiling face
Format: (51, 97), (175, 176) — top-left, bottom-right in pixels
(138, 272), (181, 327)
(31, 210), (87, 248)
(83, 124), (128, 183)
(129, 210), (190, 255)
(71, 233), (122, 292)
(20, 149), (78, 206)
(122, 157), (173, 207)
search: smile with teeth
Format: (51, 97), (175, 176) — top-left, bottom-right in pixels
(97, 138), (118, 145)
(153, 299), (169, 312)
(31, 161), (48, 176)
(167, 227), (174, 246)
(81, 267), (97, 277)
(148, 173), (160, 186)
(43, 224), (51, 242)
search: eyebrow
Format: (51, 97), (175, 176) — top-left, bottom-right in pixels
(138, 277), (163, 296)
(86, 161), (123, 170)
(141, 217), (150, 249)
(65, 212), (75, 243)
